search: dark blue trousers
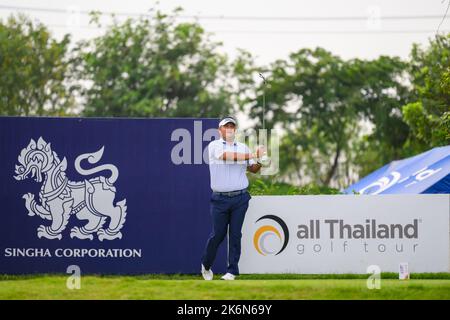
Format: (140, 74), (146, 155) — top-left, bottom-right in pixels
(201, 191), (251, 275)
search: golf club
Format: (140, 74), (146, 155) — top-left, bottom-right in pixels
(257, 72), (271, 167)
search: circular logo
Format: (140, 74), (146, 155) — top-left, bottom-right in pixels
(253, 215), (289, 256)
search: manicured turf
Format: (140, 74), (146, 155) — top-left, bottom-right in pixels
(0, 273), (449, 299)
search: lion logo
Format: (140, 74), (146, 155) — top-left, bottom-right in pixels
(13, 137), (127, 241)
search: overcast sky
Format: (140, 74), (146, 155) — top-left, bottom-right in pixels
(1, 0), (449, 65)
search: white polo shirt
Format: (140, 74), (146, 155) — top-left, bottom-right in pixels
(208, 138), (256, 192)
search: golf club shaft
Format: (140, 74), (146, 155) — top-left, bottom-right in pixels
(259, 73), (266, 131)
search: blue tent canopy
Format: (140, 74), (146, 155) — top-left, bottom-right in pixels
(343, 145), (450, 194)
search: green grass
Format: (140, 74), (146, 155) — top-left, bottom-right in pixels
(247, 178), (341, 195)
(0, 273), (449, 300)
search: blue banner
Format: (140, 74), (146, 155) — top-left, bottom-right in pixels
(0, 116), (226, 274)
(343, 146), (450, 194)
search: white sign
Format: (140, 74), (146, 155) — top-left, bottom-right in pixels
(399, 262), (410, 280)
(240, 195), (449, 274)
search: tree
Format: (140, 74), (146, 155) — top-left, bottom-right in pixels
(239, 48), (413, 187)
(347, 56), (412, 178)
(240, 48), (362, 188)
(0, 14), (74, 116)
(74, 9), (235, 118)
(285, 49), (362, 187)
(402, 34), (450, 150)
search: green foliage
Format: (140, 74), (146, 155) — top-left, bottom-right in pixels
(73, 9), (234, 118)
(402, 101), (446, 147)
(241, 36), (448, 188)
(242, 48), (411, 188)
(0, 14), (75, 116)
(402, 34), (450, 148)
(248, 178), (340, 195)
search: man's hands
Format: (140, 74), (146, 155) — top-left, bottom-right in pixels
(218, 145), (268, 174)
(248, 145), (268, 173)
(247, 162), (262, 173)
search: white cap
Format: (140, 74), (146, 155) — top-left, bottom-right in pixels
(218, 117), (237, 127)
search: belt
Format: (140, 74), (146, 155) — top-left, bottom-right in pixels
(213, 188), (248, 197)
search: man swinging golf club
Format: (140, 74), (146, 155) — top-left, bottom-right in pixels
(201, 116), (267, 280)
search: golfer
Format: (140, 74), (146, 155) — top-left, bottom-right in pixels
(201, 116), (264, 280)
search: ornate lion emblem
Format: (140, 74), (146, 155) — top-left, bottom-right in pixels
(13, 137), (127, 241)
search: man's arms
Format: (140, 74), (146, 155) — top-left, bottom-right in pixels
(219, 145), (265, 162)
(220, 151), (255, 161)
(217, 148), (264, 174)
